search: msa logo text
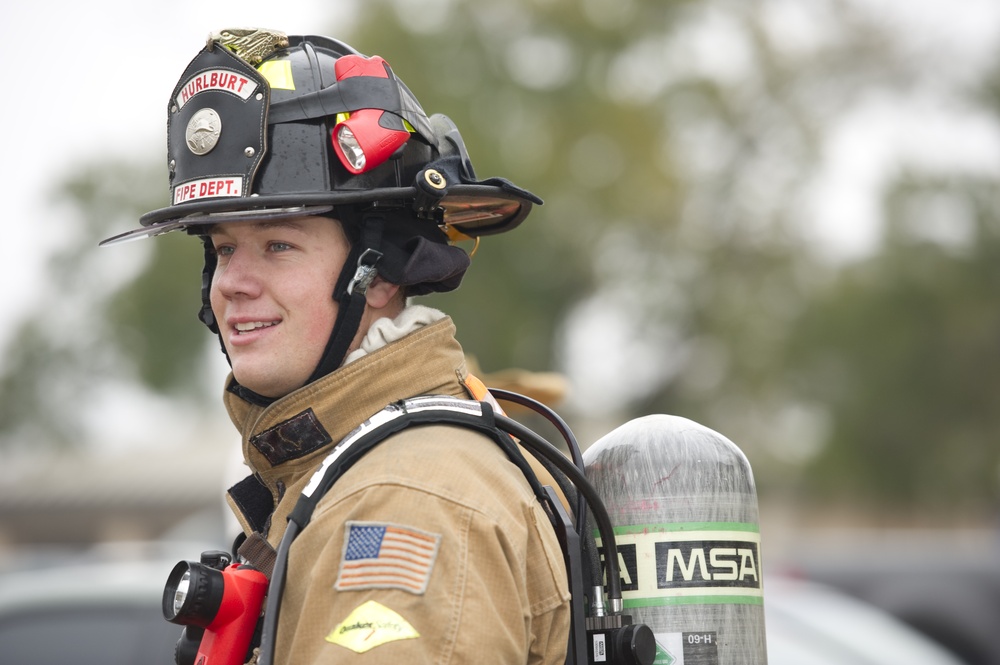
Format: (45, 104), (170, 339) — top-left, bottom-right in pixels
(655, 540), (760, 589)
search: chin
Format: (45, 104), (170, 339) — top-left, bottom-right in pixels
(233, 371), (292, 400)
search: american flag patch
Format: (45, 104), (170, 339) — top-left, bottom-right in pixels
(335, 521), (441, 595)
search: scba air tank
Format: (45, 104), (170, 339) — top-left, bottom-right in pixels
(583, 415), (767, 664)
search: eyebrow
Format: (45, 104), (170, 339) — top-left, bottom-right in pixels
(207, 220), (307, 236)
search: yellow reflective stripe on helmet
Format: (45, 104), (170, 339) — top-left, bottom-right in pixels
(258, 60), (295, 90)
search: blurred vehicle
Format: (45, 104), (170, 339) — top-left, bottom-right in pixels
(783, 530), (1000, 665)
(0, 555), (969, 665)
(0, 558), (180, 665)
(765, 575), (966, 665)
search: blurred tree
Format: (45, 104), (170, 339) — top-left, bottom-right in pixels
(784, 174), (1000, 514)
(0, 160), (208, 450)
(341, 1), (915, 440)
(614, 0), (925, 457)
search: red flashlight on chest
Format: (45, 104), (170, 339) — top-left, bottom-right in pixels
(163, 551), (269, 665)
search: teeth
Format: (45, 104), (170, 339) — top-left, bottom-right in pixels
(235, 321), (277, 333)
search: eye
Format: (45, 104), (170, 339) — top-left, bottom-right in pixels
(212, 243), (235, 257)
(268, 241), (293, 252)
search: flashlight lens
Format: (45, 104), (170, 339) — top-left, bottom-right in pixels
(173, 570), (191, 615)
(337, 125), (366, 171)
(163, 561), (225, 627)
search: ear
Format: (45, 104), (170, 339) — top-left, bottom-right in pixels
(364, 276), (401, 310)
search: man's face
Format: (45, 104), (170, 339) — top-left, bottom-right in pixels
(209, 216), (349, 398)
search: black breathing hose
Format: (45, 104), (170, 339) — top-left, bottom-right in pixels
(493, 412), (624, 607)
(488, 388), (589, 531)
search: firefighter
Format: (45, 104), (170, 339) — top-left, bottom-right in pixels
(103, 29), (570, 665)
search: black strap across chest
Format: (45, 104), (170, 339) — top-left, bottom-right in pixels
(289, 395), (554, 531)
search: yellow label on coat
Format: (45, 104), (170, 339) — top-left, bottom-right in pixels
(325, 600), (419, 653)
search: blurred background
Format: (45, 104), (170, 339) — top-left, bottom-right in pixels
(2, 0), (1000, 663)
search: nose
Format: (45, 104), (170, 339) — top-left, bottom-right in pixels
(212, 246), (263, 300)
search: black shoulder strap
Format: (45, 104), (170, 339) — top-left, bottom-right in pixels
(287, 395), (557, 531)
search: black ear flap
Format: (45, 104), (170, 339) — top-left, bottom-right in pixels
(198, 236), (220, 334)
(197, 235), (233, 370)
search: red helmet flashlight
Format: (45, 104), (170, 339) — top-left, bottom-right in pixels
(331, 55), (411, 174)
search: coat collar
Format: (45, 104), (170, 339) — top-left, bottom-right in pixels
(224, 316), (469, 504)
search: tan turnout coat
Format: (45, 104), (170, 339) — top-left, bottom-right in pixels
(224, 317), (571, 665)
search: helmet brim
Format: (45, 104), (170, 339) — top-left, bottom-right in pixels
(99, 185), (533, 246)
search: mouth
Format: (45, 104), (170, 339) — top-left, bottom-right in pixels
(234, 320), (280, 335)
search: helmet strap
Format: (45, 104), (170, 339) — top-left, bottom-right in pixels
(304, 211), (385, 384)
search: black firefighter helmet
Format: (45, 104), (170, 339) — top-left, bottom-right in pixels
(101, 28), (541, 400)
